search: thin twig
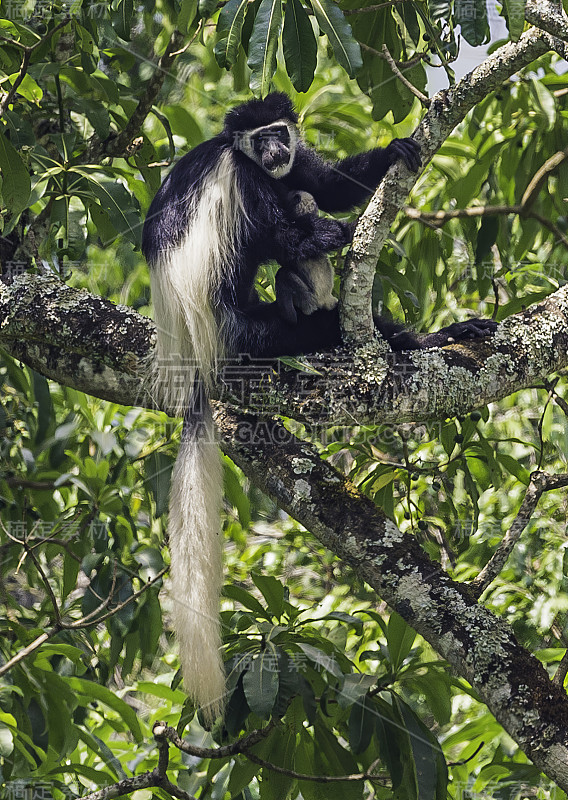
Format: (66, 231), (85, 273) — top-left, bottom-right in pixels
(405, 183), (568, 251)
(359, 42), (429, 70)
(241, 749), (388, 783)
(160, 722), (387, 783)
(0, 568), (167, 677)
(380, 43), (430, 106)
(88, 29), (186, 161)
(0, 17), (71, 119)
(79, 725), (196, 800)
(470, 471), (568, 597)
(158, 720), (278, 759)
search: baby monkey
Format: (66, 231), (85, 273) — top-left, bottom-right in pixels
(276, 190), (348, 325)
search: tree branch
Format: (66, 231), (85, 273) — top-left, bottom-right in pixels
(86, 30), (186, 161)
(404, 145), (568, 251)
(525, 0), (568, 42)
(79, 724), (195, 800)
(0, 17), (71, 119)
(470, 471), (568, 597)
(340, 27), (549, 344)
(0, 567), (166, 678)
(379, 43), (430, 106)
(4, 274), (568, 427)
(213, 406), (568, 792)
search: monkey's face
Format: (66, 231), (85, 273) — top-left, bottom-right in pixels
(235, 120), (298, 178)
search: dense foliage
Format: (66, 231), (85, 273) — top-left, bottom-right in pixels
(2, 0), (568, 799)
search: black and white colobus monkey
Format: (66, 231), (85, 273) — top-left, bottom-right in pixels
(142, 93), (495, 721)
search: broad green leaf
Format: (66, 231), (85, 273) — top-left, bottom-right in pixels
(258, 726), (296, 800)
(113, 0), (134, 40)
(69, 168), (140, 245)
(8, 73), (42, 104)
(0, 133), (31, 230)
(500, 0), (526, 40)
(348, 693), (374, 754)
(497, 453), (530, 485)
(397, 696), (448, 800)
(455, 0), (489, 46)
(310, 0), (362, 77)
(296, 642), (343, 678)
(529, 78), (556, 129)
(216, 0), (249, 68)
(242, 648), (280, 718)
(224, 456), (251, 528)
(248, 0), (283, 96)
(146, 451), (174, 517)
(224, 583), (270, 617)
(65, 677), (143, 742)
(386, 612), (416, 671)
(179, 0), (199, 32)
(283, 0), (317, 93)
(252, 573), (284, 616)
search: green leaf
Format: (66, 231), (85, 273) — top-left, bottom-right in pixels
(139, 589), (163, 668)
(242, 648), (280, 718)
(224, 457), (251, 528)
(252, 573), (284, 617)
(216, 0), (249, 68)
(465, 454), (492, 492)
(88, 201), (118, 243)
(258, 726), (296, 800)
(348, 693), (374, 754)
(497, 453), (530, 485)
(387, 612), (416, 671)
(0, 133), (31, 231)
(248, 0), (283, 96)
(529, 78), (556, 129)
(145, 451), (174, 517)
(282, 0), (317, 93)
(224, 584), (270, 616)
(500, 0), (526, 40)
(64, 677), (143, 741)
(200, 0), (219, 18)
(455, 0), (489, 46)
(31, 370), (52, 444)
(397, 696), (448, 800)
(113, 0), (134, 40)
(296, 642), (343, 678)
(475, 216), (499, 266)
(310, 0), (362, 77)
(179, 0), (199, 32)
(8, 73), (42, 104)
(68, 167), (140, 245)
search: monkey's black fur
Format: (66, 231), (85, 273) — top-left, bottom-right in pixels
(142, 93), (495, 361)
(141, 93), (496, 720)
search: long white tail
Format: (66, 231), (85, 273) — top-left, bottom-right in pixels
(168, 405), (225, 722)
(147, 149), (243, 720)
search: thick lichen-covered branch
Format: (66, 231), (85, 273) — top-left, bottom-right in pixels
(3, 275), (568, 426)
(214, 407), (568, 791)
(525, 0), (568, 42)
(5, 277), (568, 785)
(340, 26), (549, 343)
(0, 275), (149, 404)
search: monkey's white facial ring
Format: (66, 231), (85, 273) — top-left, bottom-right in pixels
(235, 120), (298, 178)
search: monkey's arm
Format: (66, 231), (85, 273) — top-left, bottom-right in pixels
(284, 140), (421, 213)
(222, 303), (496, 360)
(272, 214), (355, 266)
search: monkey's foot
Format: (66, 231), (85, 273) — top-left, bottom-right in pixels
(421, 318), (498, 348)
